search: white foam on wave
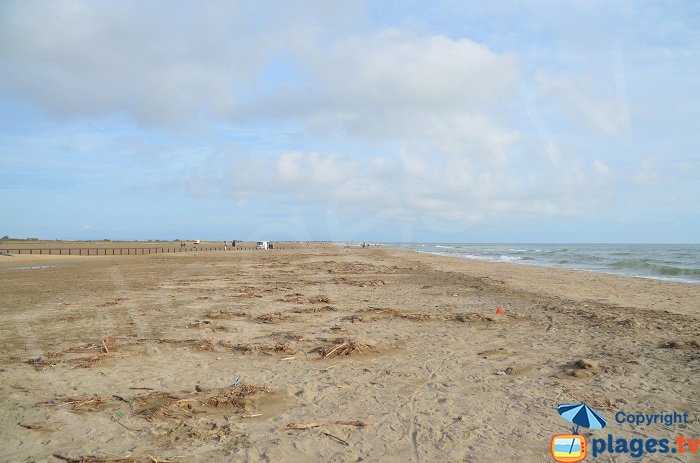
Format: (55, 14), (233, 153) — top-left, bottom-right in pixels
(0, 265), (58, 271)
(457, 253), (491, 261)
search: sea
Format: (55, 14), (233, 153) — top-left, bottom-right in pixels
(377, 243), (700, 284)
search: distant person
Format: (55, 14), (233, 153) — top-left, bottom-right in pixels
(232, 240), (236, 248)
(224, 241), (228, 251)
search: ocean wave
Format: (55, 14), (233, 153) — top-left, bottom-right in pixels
(389, 243), (700, 284)
(457, 254), (491, 261)
(0, 265), (58, 271)
(611, 260), (700, 277)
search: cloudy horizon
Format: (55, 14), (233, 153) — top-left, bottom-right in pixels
(1, 1), (698, 243)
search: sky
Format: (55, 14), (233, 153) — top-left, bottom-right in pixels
(1, 0), (698, 243)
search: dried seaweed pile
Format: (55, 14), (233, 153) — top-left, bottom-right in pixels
(203, 309), (246, 319)
(317, 338), (369, 358)
(133, 385), (271, 421)
(254, 312), (293, 323)
(217, 340), (296, 355)
(45, 395), (108, 412)
(25, 336), (132, 370)
(343, 308), (497, 324)
(335, 278), (387, 287)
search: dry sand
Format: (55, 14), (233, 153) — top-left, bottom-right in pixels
(0, 245), (698, 462)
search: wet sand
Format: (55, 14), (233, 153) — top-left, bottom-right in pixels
(0, 245), (698, 462)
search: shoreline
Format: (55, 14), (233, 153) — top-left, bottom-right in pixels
(377, 243), (700, 285)
(392, 247), (700, 285)
(381, 247), (699, 317)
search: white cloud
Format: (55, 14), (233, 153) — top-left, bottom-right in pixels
(308, 29), (518, 111)
(0, 0), (356, 125)
(0, 3), (520, 166)
(213, 148), (615, 225)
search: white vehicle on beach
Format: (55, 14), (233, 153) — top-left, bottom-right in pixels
(256, 241), (269, 250)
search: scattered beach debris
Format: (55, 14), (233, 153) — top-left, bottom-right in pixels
(280, 294), (333, 304)
(97, 298), (125, 308)
(18, 422), (57, 431)
(53, 455), (141, 463)
(53, 455), (175, 463)
(322, 432), (349, 446)
(235, 287), (263, 298)
(617, 318), (640, 329)
(25, 354), (64, 370)
(68, 353), (112, 369)
(565, 358), (603, 378)
(100, 336), (115, 353)
(133, 384), (271, 421)
(291, 305), (337, 314)
(112, 415), (144, 432)
(342, 308), (496, 324)
(198, 385), (268, 408)
(299, 260), (402, 274)
(573, 359), (599, 370)
(188, 322), (228, 331)
(477, 348), (510, 359)
(215, 339), (296, 356)
(286, 420), (367, 429)
(286, 422), (324, 429)
(45, 395), (109, 412)
(343, 314), (368, 323)
(449, 313), (495, 323)
(317, 338), (369, 358)
(401, 312), (441, 321)
(203, 310), (247, 319)
(335, 278), (387, 287)
(659, 340), (700, 349)
(150, 339), (215, 351)
(25, 336), (132, 370)
(216, 341), (253, 354)
(254, 312), (294, 324)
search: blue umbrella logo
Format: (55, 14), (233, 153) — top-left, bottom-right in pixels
(557, 403), (607, 455)
(558, 403), (607, 434)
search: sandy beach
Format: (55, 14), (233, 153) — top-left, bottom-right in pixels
(1, 245), (698, 462)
